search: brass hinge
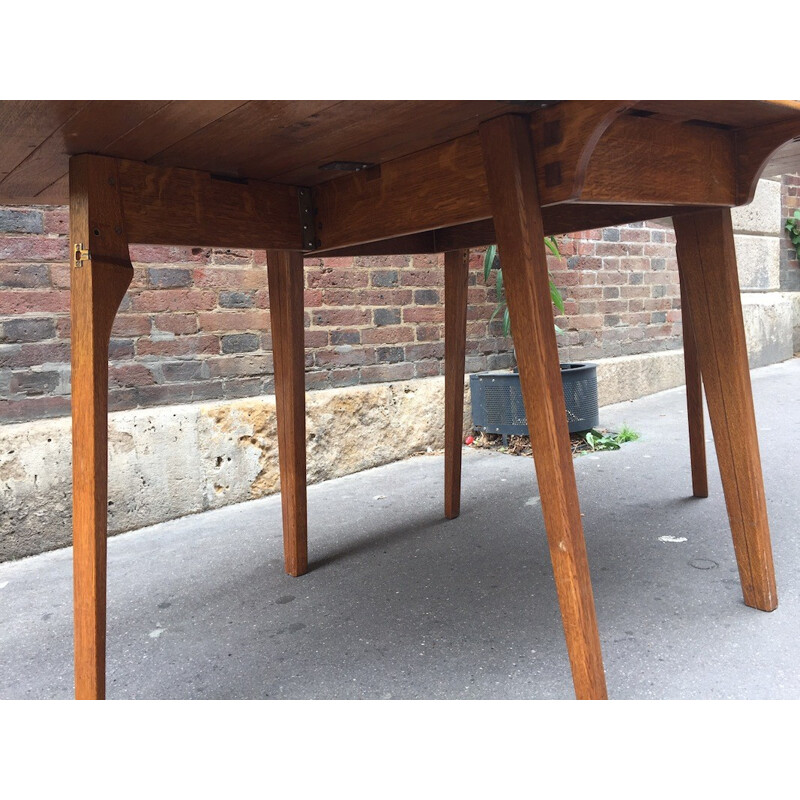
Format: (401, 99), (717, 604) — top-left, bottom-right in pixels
(74, 243), (91, 267)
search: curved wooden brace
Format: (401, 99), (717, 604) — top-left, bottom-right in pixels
(735, 119), (800, 204)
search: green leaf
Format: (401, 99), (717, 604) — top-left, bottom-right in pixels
(489, 304), (502, 323)
(495, 265), (504, 299)
(503, 306), (511, 337)
(483, 245), (496, 284)
(549, 278), (565, 314)
(545, 236), (562, 259)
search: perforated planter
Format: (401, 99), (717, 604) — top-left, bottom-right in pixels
(470, 363), (599, 437)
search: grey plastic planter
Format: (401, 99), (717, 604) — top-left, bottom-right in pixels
(470, 363), (599, 437)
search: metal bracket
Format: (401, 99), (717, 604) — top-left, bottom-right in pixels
(297, 187), (317, 251)
(74, 243), (91, 267)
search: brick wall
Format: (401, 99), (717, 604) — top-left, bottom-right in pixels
(781, 173), (800, 291)
(0, 206), (681, 426)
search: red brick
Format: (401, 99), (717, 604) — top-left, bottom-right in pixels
(193, 266), (265, 290)
(320, 288), (358, 305)
(129, 244), (210, 263)
(0, 290), (69, 314)
(361, 325), (414, 344)
(154, 313), (199, 335)
(415, 324), (443, 342)
(667, 309), (682, 323)
(306, 268), (368, 289)
(0, 341), (70, 368)
(49, 264), (71, 289)
(135, 335), (219, 357)
(132, 289), (217, 312)
(619, 228), (650, 242)
(110, 363), (156, 388)
(568, 314), (603, 330)
(304, 289), (322, 306)
(400, 269), (444, 287)
(311, 308), (370, 327)
(111, 314), (152, 337)
(314, 348), (370, 368)
(197, 310), (269, 332)
(0, 237), (69, 261)
(360, 363), (415, 383)
(402, 306), (444, 324)
(415, 361), (441, 377)
(43, 208), (69, 235)
(205, 354), (274, 378)
(0, 264), (50, 288)
(304, 330), (328, 348)
(353, 254), (410, 268)
(358, 289), (413, 306)
(211, 248), (258, 265)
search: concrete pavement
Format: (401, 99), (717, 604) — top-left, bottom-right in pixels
(2, 359), (800, 699)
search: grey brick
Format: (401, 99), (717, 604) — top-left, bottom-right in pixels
(148, 268), (192, 288)
(0, 264), (49, 288)
(374, 308), (400, 327)
(219, 291), (254, 308)
(0, 209), (44, 234)
(10, 370), (59, 396)
(414, 289), (439, 305)
(602, 228), (620, 242)
(1, 318), (55, 343)
(159, 361), (205, 383)
(330, 330), (360, 345)
(371, 270), (399, 287)
(221, 333), (260, 353)
(376, 346), (404, 363)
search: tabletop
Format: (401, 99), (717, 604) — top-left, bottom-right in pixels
(2, 101), (800, 255)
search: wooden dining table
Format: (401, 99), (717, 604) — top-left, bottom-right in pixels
(2, 100), (799, 700)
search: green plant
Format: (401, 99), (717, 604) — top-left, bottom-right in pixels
(583, 426), (639, 452)
(482, 238), (565, 337)
(786, 211), (800, 261)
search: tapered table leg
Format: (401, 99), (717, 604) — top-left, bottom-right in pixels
(673, 209), (777, 611)
(678, 256), (708, 498)
(480, 115), (607, 699)
(267, 250), (308, 577)
(70, 155), (133, 699)
(444, 249), (469, 519)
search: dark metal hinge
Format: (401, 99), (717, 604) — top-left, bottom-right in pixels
(297, 187), (317, 250)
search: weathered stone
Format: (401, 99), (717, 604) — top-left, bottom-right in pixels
(741, 293), (794, 368)
(731, 178), (782, 235)
(0, 376), (455, 562)
(734, 234), (781, 291)
(787, 292), (800, 355)
(593, 350), (686, 407)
